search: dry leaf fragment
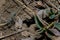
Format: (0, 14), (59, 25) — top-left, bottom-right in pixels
(49, 29), (60, 36)
(15, 16), (23, 29)
(37, 10), (48, 18)
(52, 36), (60, 40)
(21, 31), (30, 37)
(21, 37), (34, 40)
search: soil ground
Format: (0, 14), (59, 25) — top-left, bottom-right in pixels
(0, 0), (60, 40)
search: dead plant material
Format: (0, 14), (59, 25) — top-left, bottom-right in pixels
(0, 7), (20, 27)
(16, 0), (49, 27)
(42, 0), (59, 10)
(0, 29), (27, 39)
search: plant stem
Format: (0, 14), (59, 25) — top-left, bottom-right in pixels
(47, 22), (54, 29)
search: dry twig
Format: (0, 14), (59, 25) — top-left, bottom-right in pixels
(0, 29), (27, 39)
(42, 0), (59, 10)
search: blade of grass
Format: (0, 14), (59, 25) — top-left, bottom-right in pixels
(34, 15), (43, 30)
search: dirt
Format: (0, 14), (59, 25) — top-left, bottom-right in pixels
(0, 0), (60, 40)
